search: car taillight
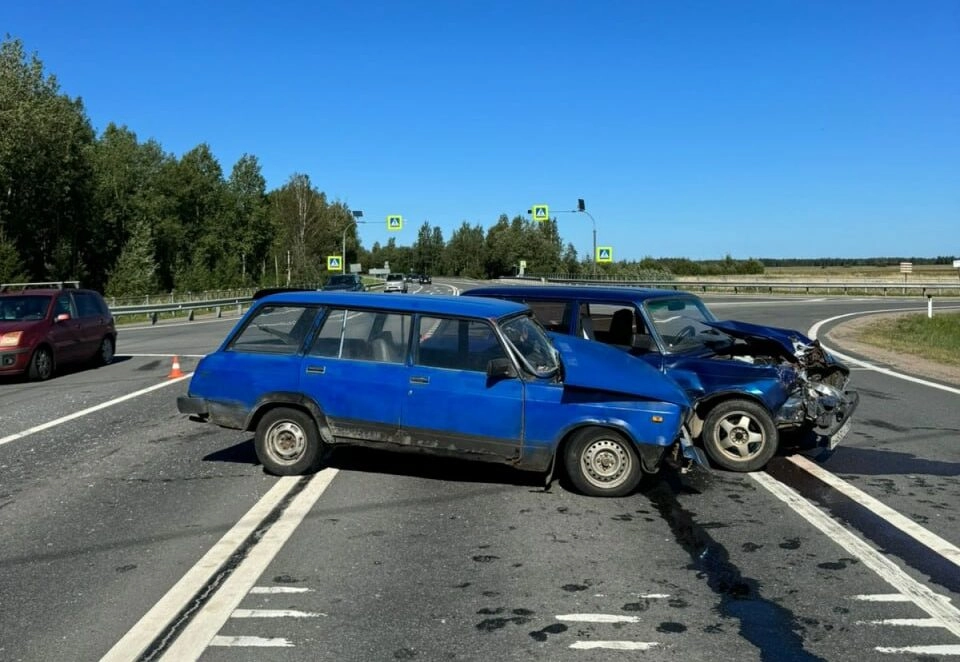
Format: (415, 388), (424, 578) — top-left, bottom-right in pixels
(0, 331), (22, 347)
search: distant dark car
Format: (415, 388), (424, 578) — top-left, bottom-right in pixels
(177, 291), (704, 497)
(0, 281), (116, 381)
(467, 285), (858, 472)
(405, 273), (417, 283)
(419, 274), (432, 284)
(322, 274), (365, 292)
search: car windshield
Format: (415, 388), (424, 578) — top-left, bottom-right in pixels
(644, 296), (722, 352)
(387, 274), (403, 281)
(499, 313), (560, 377)
(0, 295), (51, 321)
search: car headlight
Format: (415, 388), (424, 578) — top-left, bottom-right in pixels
(0, 331), (22, 347)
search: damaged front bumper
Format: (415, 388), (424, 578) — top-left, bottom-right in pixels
(776, 381), (860, 449)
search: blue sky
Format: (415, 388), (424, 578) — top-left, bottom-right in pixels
(5, 1), (958, 260)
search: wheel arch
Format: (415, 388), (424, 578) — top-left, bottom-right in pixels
(554, 422), (664, 476)
(245, 392), (334, 443)
(690, 391), (773, 439)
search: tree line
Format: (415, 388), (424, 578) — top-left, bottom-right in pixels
(1, 36), (772, 296)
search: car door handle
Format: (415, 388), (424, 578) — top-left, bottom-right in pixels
(306, 365), (326, 375)
(410, 376), (429, 384)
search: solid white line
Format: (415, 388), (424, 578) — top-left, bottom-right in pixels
(100, 476), (304, 662)
(851, 594), (914, 602)
(116, 353), (206, 358)
(857, 618), (944, 627)
(556, 614), (641, 623)
(808, 309), (960, 395)
(788, 455), (960, 569)
(249, 586), (313, 594)
(569, 641), (659, 650)
(231, 609), (324, 618)
(749, 472), (960, 639)
(208, 636), (294, 647)
(160, 470), (339, 661)
(0, 373), (192, 448)
(876, 645), (960, 655)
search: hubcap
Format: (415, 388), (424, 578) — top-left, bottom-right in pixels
(265, 421), (307, 465)
(36, 351), (52, 378)
(714, 413), (765, 461)
(581, 438), (631, 489)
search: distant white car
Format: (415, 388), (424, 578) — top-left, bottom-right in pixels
(384, 273), (408, 293)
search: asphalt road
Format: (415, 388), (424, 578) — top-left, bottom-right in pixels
(0, 281), (957, 661)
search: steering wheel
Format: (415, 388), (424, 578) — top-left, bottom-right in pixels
(675, 325), (696, 342)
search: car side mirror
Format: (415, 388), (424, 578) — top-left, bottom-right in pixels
(486, 357), (517, 381)
(55, 312), (71, 322)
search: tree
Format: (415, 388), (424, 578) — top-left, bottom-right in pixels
(106, 218), (158, 297)
(444, 222), (486, 278)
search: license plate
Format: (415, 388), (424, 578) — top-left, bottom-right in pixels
(827, 418), (852, 450)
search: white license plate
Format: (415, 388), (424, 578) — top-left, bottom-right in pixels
(828, 418), (852, 450)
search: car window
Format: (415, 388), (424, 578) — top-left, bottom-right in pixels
(308, 309), (411, 363)
(0, 295), (50, 321)
(74, 292), (103, 318)
(387, 274), (403, 282)
(579, 302), (644, 346)
(524, 300), (572, 333)
(229, 305), (320, 355)
(643, 297), (717, 350)
(416, 316), (506, 372)
(56, 294), (75, 318)
(500, 313), (560, 377)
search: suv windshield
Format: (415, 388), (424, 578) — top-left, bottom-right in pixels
(644, 297), (722, 352)
(499, 313), (560, 377)
(0, 295), (51, 321)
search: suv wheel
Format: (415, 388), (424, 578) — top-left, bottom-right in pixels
(28, 347), (54, 381)
(701, 399), (778, 472)
(255, 407), (324, 475)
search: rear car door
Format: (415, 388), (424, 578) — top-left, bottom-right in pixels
(401, 316), (523, 461)
(73, 291), (112, 359)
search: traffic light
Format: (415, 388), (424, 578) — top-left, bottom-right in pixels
(577, 198), (586, 212)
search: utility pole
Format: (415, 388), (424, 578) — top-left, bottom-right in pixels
(577, 199), (597, 276)
(342, 209), (365, 275)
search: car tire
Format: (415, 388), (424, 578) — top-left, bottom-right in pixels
(95, 336), (115, 366)
(28, 346), (54, 381)
(701, 399), (778, 472)
(563, 427), (642, 497)
(255, 407), (324, 476)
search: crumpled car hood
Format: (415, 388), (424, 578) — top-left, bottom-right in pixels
(548, 332), (690, 408)
(702, 319), (814, 357)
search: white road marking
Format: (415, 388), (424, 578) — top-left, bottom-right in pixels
(556, 614), (641, 623)
(231, 609), (324, 618)
(788, 455), (960, 569)
(639, 593), (670, 598)
(101, 476), (305, 661)
(209, 636), (294, 648)
(160, 470), (339, 660)
(750, 472), (960, 639)
(876, 644), (960, 655)
(857, 618), (944, 627)
(249, 586), (313, 594)
(0, 373), (192, 448)
(852, 594), (916, 602)
(117, 353), (206, 358)
(808, 309), (960, 395)
(569, 641), (659, 650)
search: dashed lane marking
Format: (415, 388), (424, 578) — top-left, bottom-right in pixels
(876, 645), (960, 655)
(857, 618), (944, 627)
(209, 636), (293, 648)
(569, 641), (659, 651)
(249, 587), (312, 594)
(556, 614), (642, 624)
(231, 609), (324, 618)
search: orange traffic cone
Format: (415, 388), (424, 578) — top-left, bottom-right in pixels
(168, 355), (184, 379)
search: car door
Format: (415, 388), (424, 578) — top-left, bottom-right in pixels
(46, 293), (83, 364)
(73, 291), (111, 358)
(302, 307), (410, 444)
(401, 315), (523, 461)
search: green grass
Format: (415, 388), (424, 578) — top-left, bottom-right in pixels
(857, 312), (960, 366)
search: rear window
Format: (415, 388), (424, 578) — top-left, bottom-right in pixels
(387, 274), (404, 282)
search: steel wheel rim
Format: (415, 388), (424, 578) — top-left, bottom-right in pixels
(712, 412), (766, 462)
(265, 421), (307, 465)
(581, 438), (631, 490)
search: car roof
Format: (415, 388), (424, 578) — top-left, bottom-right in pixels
(465, 284), (698, 303)
(259, 291), (529, 319)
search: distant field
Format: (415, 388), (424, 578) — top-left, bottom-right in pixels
(856, 312), (960, 367)
(766, 264), (959, 279)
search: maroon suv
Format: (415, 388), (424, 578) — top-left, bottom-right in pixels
(0, 282), (116, 380)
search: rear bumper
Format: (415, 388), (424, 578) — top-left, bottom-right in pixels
(177, 395), (208, 417)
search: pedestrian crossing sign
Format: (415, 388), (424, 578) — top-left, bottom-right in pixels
(327, 256), (343, 270)
(596, 247), (613, 263)
(532, 204), (549, 222)
(387, 215), (403, 231)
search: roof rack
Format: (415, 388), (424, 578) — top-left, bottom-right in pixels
(0, 281), (81, 293)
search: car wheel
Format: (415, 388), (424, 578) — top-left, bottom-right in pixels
(95, 336), (115, 366)
(28, 346), (54, 381)
(255, 407), (324, 476)
(701, 399), (778, 472)
(563, 427), (642, 497)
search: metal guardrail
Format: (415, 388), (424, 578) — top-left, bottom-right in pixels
(524, 276), (960, 297)
(111, 296), (253, 323)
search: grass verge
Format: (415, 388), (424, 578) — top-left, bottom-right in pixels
(856, 312), (960, 367)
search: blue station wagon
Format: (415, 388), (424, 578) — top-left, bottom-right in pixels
(466, 285), (859, 472)
(177, 292), (705, 497)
